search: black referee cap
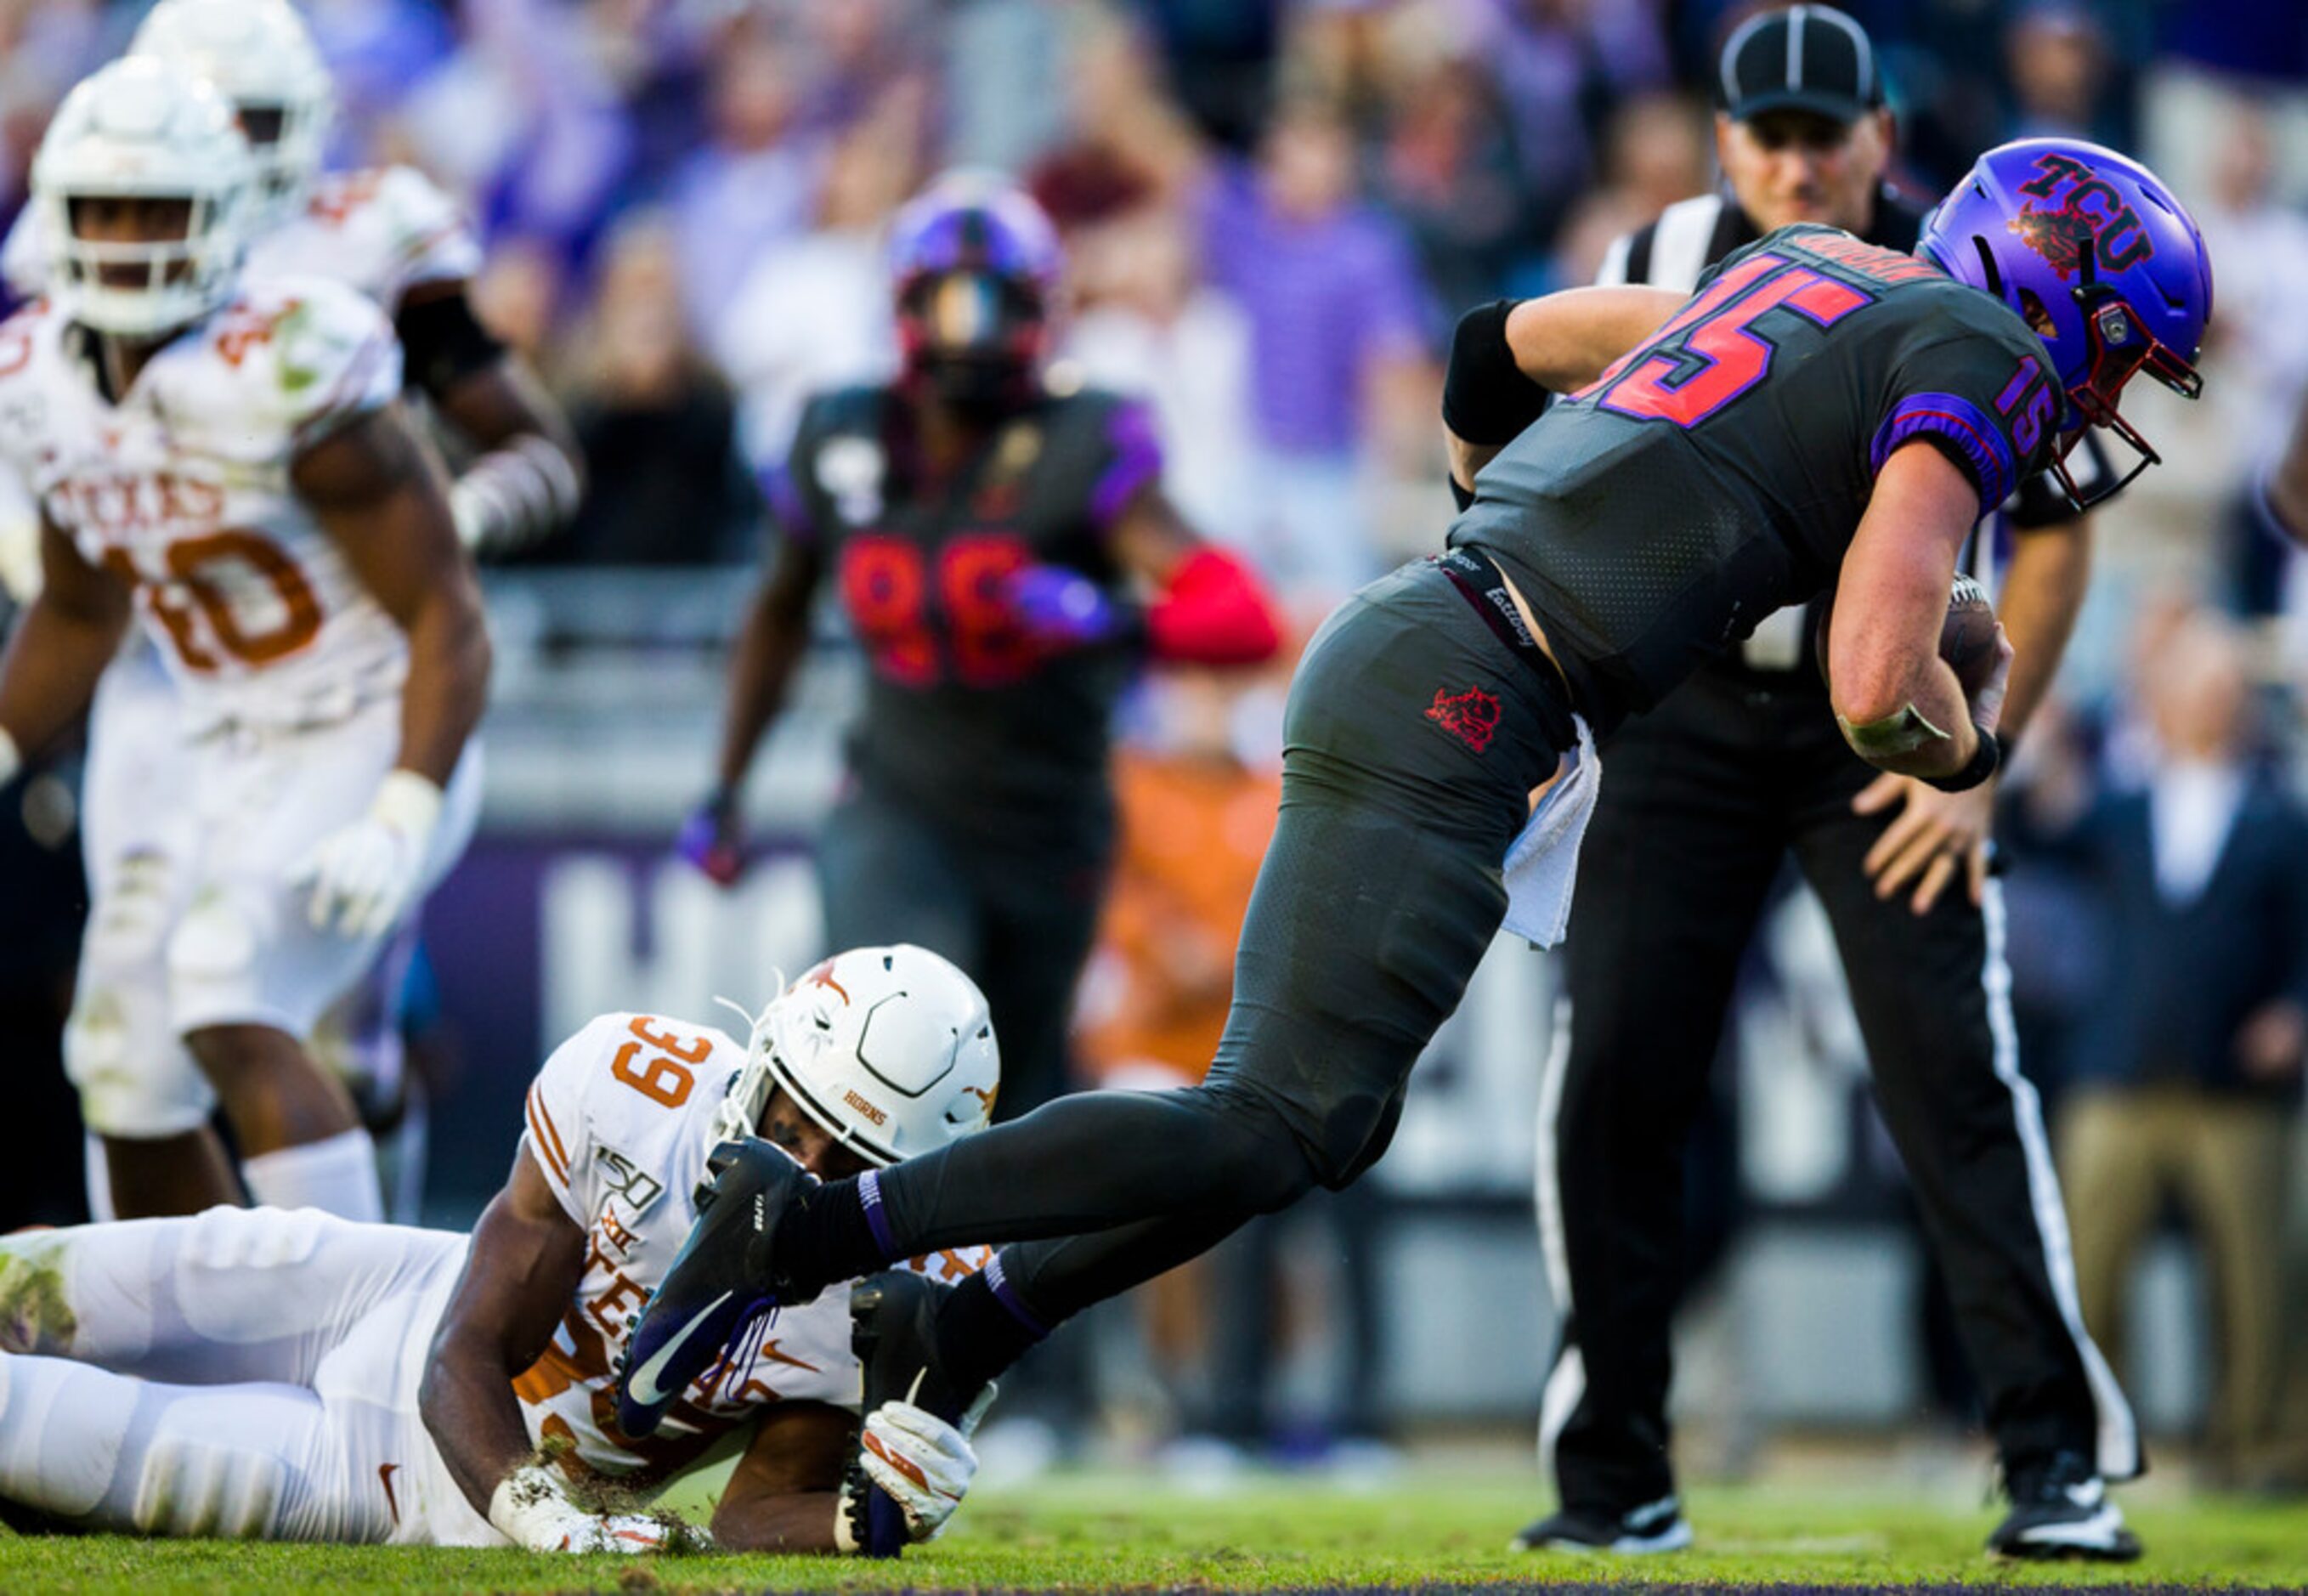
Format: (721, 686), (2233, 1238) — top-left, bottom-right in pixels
(1717, 4), (1883, 124)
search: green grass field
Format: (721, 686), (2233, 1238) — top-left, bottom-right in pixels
(6, 1469), (2305, 1594)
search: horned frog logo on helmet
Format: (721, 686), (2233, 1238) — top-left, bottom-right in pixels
(710, 945), (1001, 1169)
(31, 57), (255, 339)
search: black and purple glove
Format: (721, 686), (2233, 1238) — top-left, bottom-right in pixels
(1005, 565), (1123, 653)
(676, 789), (745, 886)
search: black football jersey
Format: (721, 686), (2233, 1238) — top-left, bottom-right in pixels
(1451, 224), (2057, 733)
(776, 382), (1161, 847)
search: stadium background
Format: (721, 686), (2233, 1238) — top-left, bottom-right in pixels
(0, 0), (2302, 1486)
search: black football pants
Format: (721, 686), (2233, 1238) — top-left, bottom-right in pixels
(868, 559), (1573, 1324)
(1541, 663), (2136, 1515)
(817, 785), (1110, 1123)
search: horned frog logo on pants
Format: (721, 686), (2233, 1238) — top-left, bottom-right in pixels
(1424, 686), (1501, 753)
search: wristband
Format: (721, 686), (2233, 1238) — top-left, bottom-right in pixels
(1922, 723), (2002, 793)
(0, 726), (19, 788)
(373, 768), (445, 840)
(1443, 299), (1551, 446)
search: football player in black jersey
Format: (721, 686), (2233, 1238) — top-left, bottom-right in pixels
(682, 176), (1279, 1131)
(1523, 6), (2133, 1561)
(624, 143), (2212, 1559)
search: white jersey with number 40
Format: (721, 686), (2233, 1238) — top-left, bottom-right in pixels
(0, 274), (407, 727)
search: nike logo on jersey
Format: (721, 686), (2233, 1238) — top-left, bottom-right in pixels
(378, 1463), (401, 1526)
(623, 1288), (734, 1409)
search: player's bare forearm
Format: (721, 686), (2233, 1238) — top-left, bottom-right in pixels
(421, 1153), (587, 1517)
(1994, 517), (2091, 744)
(1829, 444), (1982, 778)
(710, 1402), (856, 1553)
(297, 405), (492, 784)
(1445, 286), (1680, 486)
(431, 356), (585, 554)
(714, 541), (818, 793)
(0, 523), (130, 757)
(1504, 287), (1682, 394)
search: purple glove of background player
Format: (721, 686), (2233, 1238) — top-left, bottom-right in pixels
(1005, 565), (1122, 652)
(677, 789), (745, 886)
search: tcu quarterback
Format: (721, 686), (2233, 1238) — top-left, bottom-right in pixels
(0, 0), (582, 1225)
(0, 947), (1001, 1554)
(0, 59), (488, 1223)
(619, 139), (2213, 1561)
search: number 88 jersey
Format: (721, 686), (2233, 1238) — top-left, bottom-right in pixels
(773, 382), (1163, 849)
(0, 272), (409, 727)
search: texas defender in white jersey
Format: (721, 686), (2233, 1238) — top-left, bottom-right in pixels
(0, 948), (1004, 1554)
(0, 60), (489, 1224)
(0, 0), (583, 1225)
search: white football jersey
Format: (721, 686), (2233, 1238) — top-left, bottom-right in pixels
(2, 165), (480, 316)
(513, 1010), (990, 1483)
(0, 275), (408, 726)
(252, 167), (483, 312)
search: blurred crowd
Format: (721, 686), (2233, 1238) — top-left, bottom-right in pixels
(0, 0), (2305, 1474)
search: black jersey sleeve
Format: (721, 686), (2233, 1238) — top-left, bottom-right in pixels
(1871, 319), (2058, 518)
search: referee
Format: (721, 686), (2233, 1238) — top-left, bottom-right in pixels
(1517, 5), (2140, 1562)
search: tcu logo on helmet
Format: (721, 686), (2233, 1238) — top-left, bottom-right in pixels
(2009, 152), (2154, 278)
(1424, 686), (1502, 753)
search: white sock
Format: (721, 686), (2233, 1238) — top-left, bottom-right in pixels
(240, 1129), (383, 1221)
(84, 1132), (117, 1223)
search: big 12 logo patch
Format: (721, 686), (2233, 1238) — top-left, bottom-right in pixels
(2007, 152), (2154, 280)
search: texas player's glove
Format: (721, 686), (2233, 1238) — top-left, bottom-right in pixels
(488, 1465), (700, 1554)
(676, 788), (745, 886)
(836, 1394), (993, 1552)
(292, 768), (442, 937)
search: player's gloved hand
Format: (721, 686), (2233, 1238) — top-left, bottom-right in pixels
(1006, 565), (1121, 652)
(1852, 772), (1997, 914)
(676, 788), (744, 886)
(837, 1391), (993, 1551)
(488, 1464), (692, 1554)
(291, 768), (443, 938)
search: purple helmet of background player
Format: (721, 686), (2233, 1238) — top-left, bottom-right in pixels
(1919, 137), (2211, 507)
(887, 171), (1064, 412)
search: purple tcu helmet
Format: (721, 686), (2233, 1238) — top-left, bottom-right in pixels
(888, 172), (1064, 410)
(1920, 138), (2210, 506)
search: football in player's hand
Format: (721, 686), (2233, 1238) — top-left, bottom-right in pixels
(1940, 574), (1999, 693)
(1813, 574), (1999, 692)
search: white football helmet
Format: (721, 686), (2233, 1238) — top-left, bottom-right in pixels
(130, 0), (335, 229)
(710, 945), (1001, 1169)
(32, 59), (254, 338)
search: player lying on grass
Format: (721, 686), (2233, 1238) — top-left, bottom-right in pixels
(612, 139), (2211, 1562)
(0, 945), (998, 1554)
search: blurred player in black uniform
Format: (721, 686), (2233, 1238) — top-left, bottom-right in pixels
(1522, 7), (2135, 1560)
(682, 176), (1280, 1128)
(625, 143), (2211, 1560)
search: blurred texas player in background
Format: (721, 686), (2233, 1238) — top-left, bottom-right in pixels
(0, 0), (581, 1223)
(682, 175), (1280, 1133)
(0, 947), (1001, 1554)
(0, 59), (488, 1222)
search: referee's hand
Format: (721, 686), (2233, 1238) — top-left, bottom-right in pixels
(1853, 773), (1997, 914)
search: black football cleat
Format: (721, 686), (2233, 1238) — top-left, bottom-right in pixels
(1512, 1495), (1693, 1554)
(1988, 1452), (2141, 1561)
(842, 1271), (988, 1559)
(614, 1137), (813, 1439)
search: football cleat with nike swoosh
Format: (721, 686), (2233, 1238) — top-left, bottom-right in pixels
(614, 1137), (813, 1439)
